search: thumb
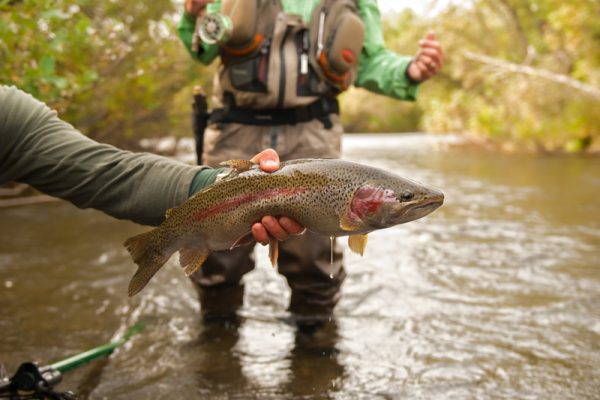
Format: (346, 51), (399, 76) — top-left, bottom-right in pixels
(251, 148), (280, 173)
(425, 31), (437, 41)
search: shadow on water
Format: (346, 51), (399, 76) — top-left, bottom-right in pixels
(1, 134), (600, 399)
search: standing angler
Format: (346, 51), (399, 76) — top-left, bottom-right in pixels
(178, 0), (445, 320)
(125, 159), (444, 296)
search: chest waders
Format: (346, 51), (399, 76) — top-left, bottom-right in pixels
(187, 1), (359, 320)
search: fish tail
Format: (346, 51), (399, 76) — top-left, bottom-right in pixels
(124, 229), (172, 297)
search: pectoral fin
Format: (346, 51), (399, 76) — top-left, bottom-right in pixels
(268, 238), (279, 268)
(340, 214), (361, 232)
(219, 159), (256, 172)
(230, 232), (254, 249)
(179, 246), (210, 276)
(348, 234), (368, 256)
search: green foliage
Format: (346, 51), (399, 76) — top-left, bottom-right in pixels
(0, 0), (95, 110)
(0, 0), (210, 144)
(418, 0), (600, 152)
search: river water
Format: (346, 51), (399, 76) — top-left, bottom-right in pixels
(1, 134), (599, 399)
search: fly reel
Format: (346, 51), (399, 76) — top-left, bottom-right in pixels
(198, 13), (233, 45)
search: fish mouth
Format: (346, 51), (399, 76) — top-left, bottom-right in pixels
(397, 194), (444, 222)
(411, 197), (444, 212)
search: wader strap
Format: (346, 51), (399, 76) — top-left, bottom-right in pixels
(210, 97), (339, 128)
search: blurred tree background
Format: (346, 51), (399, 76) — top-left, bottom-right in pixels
(0, 0), (215, 147)
(1, 0), (599, 152)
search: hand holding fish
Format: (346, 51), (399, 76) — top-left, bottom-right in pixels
(249, 149), (305, 244)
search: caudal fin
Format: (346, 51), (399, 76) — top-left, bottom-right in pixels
(124, 229), (171, 297)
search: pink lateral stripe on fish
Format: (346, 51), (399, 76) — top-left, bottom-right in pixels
(191, 186), (312, 223)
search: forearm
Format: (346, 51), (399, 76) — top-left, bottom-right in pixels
(356, 0), (420, 100)
(355, 50), (419, 100)
(0, 86), (210, 226)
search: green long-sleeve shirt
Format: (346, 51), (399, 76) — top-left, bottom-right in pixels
(177, 0), (419, 101)
(0, 85), (219, 226)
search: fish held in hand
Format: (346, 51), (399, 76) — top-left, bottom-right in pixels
(124, 159), (444, 296)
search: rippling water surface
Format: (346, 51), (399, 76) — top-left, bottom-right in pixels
(1, 134), (599, 399)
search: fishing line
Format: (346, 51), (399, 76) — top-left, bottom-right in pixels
(330, 236), (334, 264)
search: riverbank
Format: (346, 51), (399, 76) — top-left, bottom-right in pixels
(137, 132), (600, 158)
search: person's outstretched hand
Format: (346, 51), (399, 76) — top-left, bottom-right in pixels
(185, 0), (213, 17)
(249, 149), (305, 245)
(407, 32), (445, 83)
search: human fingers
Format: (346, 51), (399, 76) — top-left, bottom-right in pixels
(278, 216), (306, 236)
(424, 31), (437, 41)
(419, 39), (443, 55)
(251, 222), (270, 245)
(251, 217), (305, 245)
(415, 53), (440, 75)
(186, 0), (213, 16)
(418, 32), (441, 50)
(250, 148), (280, 173)
(260, 215), (290, 241)
(420, 47), (444, 69)
(419, 38), (445, 66)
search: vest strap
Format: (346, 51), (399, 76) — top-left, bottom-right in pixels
(210, 96), (339, 127)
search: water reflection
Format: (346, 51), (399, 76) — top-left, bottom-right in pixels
(184, 317), (343, 398)
(285, 320), (343, 397)
(189, 319), (248, 395)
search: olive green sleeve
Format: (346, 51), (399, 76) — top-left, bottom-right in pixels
(355, 0), (420, 101)
(0, 85), (215, 227)
(176, 2), (221, 65)
(189, 167), (222, 195)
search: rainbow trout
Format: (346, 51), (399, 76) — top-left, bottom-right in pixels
(125, 159), (444, 296)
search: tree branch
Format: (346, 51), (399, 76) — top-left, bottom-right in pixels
(463, 51), (600, 101)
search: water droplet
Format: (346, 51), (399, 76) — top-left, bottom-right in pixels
(5, 280), (13, 288)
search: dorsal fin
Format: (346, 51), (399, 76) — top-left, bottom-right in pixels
(219, 159), (256, 172)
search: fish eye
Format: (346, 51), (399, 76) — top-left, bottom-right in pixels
(400, 190), (414, 201)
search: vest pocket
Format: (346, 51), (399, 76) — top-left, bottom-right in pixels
(228, 44), (269, 93)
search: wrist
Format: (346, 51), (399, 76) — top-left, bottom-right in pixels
(189, 167), (224, 196)
(404, 60), (421, 85)
(185, 0), (208, 19)
(183, 10), (198, 23)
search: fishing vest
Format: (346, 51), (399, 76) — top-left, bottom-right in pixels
(199, 0), (365, 110)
